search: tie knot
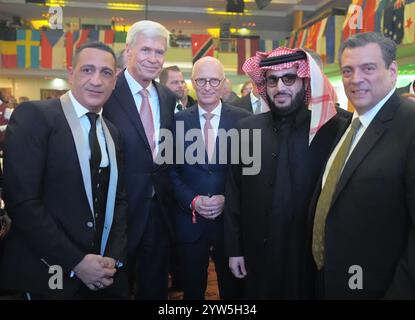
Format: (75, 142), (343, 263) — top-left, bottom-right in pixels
(139, 88), (149, 98)
(86, 112), (99, 126)
(351, 117), (361, 131)
(176, 103), (183, 111)
(203, 112), (214, 121)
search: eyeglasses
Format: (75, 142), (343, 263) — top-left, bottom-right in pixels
(265, 74), (298, 87)
(194, 78), (223, 88)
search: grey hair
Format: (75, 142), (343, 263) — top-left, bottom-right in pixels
(339, 32), (396, 68)
(126, 20), (170, 49)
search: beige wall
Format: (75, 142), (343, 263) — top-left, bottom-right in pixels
(0, 76), (69, 101)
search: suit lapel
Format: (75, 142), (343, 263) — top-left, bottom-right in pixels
(113, 73), (152, 151)
(60, 92), (95, 223)
(155, 81), (173, 130)
(100, 119), (118, 255)
(331, 93), (398, 205)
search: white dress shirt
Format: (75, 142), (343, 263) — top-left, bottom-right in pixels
(250, 92), (261, 113)
(69, 90), (109, 167)
(198, 102), (222, 145)
(125, 69), (161, 153)
(322, 88), (396, 187)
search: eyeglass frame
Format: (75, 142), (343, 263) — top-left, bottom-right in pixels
(193, 78), (224, 88)
(265, 73), (299, 87)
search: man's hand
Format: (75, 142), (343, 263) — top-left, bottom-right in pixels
(229, 256), (247, 279)
(194, 195), (225, 220)
(73, 254), (116, 291)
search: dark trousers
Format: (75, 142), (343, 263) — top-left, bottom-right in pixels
(128, 197), (170, 300)
(179, 221), (242, 300)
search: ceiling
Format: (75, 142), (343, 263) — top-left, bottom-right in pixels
(0, 0), (351, 38)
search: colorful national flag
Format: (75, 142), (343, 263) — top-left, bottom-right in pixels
(113, 31), (126, 55)
(0, 27), (17, 68)
(326, 15), (344, 64)
(237, 36), (259, 75)
(17, 29), (40, 69)
(306, 20), (323, 51)
(65, 29), (91, 68)
(191, 34), (214, 64)
(383, 0), (405, 44)
(403, 0), (415, 44)
(259, 39), (280, 52)
(41, 30), (64, 69)
(316, 18), (328, 62)
(362, 0), (377, 32)
(343, 0), (364, 41)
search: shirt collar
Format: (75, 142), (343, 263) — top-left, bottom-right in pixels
(124, 68), (156, 97)
(68, 90), (102, 119)
(410, 81), (415, 95)
(250, 91), (259, 105)
(198, 102), (222, 118)
(355, 87), (396, 130)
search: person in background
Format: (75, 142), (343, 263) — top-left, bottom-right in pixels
(240, 80), (253, 97)
(221, 78), (239, 104)
(159, 65), (189, 113)
(232, 81), (264, 114)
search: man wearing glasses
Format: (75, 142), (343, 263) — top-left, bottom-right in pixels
(224, 47), (351, 299)
(170, 56), (250, 299)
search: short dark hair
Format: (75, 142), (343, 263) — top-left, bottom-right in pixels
(339, 32), (396, 68)
(73, 41), (117, 69)
(159, 65), (181, 85)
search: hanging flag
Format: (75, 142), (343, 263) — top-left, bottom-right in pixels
(326, 15), (344, 64)
(113, 31), (126, 55)
(403, 0), (415, 44)
(0, 27), (17, 68)
(237, 37), (259, 75)
(259, 39), (279, 52)
(375, 0), (391, 32)
(362, 0), (377, 32)
(65, 29), (91, 68)
(316, 18), (328, 62)
(41, 29), (64, 69)
(17, 29), (40, 69)
(306, 20), (322, 51)
(99, 30), (115, 45)
(191, 34), (214, 64)
(383, 0), (405, 44)
(343, 0), (364, 41)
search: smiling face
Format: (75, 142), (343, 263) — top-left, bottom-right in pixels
(126, 33), (167, 88)
(340, 43), (397, 115)
(191, 57), (224, 112)
(68, 47), (116, 113)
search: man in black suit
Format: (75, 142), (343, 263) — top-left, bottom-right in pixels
(225, 47), (351, 299)
(0, 42), (127, 299)
(232, 81), (264, 114)
(103, 20), (176, 300)
(170, 57), (249, 299)
(309, 32), (415, 299)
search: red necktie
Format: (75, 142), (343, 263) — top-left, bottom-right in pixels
(139, 88), (156, 159)
(203, 112), (215, 162)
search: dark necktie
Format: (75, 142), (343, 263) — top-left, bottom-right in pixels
(176, 103), (183, 111)
(86, 112), (101, 182)
(312, 117), (361, 270)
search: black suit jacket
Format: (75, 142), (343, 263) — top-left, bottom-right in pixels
(103, 72), (176, 253)
(170, 104), (250, 243)
(0, 99), (127, 298)
(232, 95), (254, 113)
(396, 82), (412, 95)
(308, 92), (415, 299)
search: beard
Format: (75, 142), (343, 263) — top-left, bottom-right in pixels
(266, 86), (306, 117)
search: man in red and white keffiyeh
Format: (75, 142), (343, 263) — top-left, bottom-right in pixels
(243, 47), (338, 144)
(224, 47), (352, 299)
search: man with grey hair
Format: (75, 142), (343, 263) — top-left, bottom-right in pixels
(103, 20), (176, 299)
(309, 32), (415, 299)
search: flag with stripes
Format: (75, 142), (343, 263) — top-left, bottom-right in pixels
(237, 36), (259, 75)
(113, 31), (127, 56)
(259, 39), (280, 52)
(41, 30), (64, 69)
(191, 34), (214, 64)
(17, 29), (40, 69)
(65, 29), (91, 68)
(0, 27), (17, 68)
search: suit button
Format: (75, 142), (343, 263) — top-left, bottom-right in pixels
(87, 222), (93, 228)
(273, 127), (278, 133)
(272, 152), (277, 158)
(208, 171), (212, 175)
(208, 193), (212, 197)
(263, 238), (267, 244)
